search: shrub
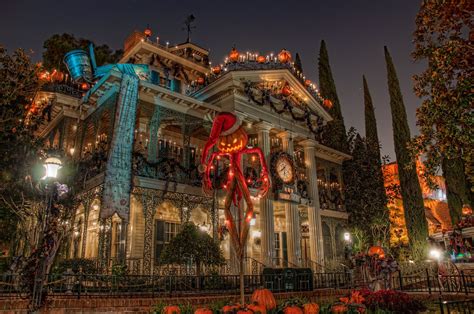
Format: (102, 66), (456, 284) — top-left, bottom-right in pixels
(54, 258), (97, 274)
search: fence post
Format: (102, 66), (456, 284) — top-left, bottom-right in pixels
(398, 270), (403, 291)
(426, 268), (432, 295)
(461, 270), (468, 295)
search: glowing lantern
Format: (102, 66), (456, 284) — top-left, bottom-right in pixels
(281, 84), (292, 97)
(196, 77), (205, 85)
(257, 55), (266, 63)
(218, 127), (248, 154)
(43, 156), (62, 179)
(81, 82), (90, 90)
(323, 99), (333, 109)
(211, 65), (221, 75)
(368, 246), (385, 259)
(229, 47), (240, 62)
(304, 79), (312, 87)
(462, 204), (472, 216)
(144, 26), (152, 37)
(278, 49), (292, 63)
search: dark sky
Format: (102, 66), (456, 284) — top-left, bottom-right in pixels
(1, 0), (424, 160)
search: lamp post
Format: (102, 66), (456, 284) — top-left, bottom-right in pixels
(29, 155), (69, 311)
(343, 232), (352, 261)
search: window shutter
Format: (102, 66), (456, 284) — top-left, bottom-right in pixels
(155, 220), (165, 261)
(170, 79), (181, 93)
(151, 71), (160, 85)
(282, 232), (288, 265)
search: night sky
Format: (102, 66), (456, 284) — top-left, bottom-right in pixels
(1, 0), (424, 160)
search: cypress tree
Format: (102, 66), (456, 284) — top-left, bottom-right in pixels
(318, 40), (348, 152)
(384, 46), (428, 248)
(442, 157), (472, 224)
(294, 52), (303, 73)
(363, 75), (388, 225)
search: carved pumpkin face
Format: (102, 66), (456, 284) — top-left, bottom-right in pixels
(229, 47), (240, 62)
(257, 55), (266, 63)
(218, 127), (247, 153)
(278, 49), (292, 63)
(212, 66), (221, 75)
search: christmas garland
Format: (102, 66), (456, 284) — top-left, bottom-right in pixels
(244, 81), (324, 138)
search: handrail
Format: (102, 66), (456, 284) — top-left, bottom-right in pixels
(272, 257), (299, 268)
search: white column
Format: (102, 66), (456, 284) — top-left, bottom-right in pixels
(278, 131), (301, 266)
(256, 122), (275, 267)
(300, 139), (324, 265)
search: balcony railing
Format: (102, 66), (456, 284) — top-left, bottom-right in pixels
(41, 83), (83, 99)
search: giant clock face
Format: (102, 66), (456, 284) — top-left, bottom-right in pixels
(276, 157), (294, 184)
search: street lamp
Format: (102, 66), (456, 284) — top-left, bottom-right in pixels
(344, 232), (351, 243)
(43, 156), (62, 179)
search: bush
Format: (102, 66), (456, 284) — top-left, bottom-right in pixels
(360, 289), (427, 313)
(54, 258), (97, 274)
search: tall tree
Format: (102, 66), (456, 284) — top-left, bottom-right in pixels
(363, 75), (381, 162)
(294, 52), (303, 73)
(384, 46), (428, 250)
(318, 40), (348, 152)
(411, 1), (473, 222)
(42, 33), (123, 73)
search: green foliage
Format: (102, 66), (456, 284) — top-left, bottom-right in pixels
(318, 40), (348, 153)
(343, 129), (390, 248)
(160, 223), (225, 274)
(42, 33), (123, 72)
(0, 46), (41, 249)
(385, 46), (428, 248)
(294, 52), (303, 73)
(53, 258), (97, 274)
(411, 1), (473, 192)
(442, 157), (472, 224)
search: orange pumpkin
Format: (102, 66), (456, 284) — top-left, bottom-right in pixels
(323, 99), (333, 109)
(281, 84), (292, 97)
(304, 79), (312, 87)
(144, 26), (152, 37)
(81, 82), (90, 90)
(283, 306), (303, 314)
(218, 127), (248, 154)
(237, 310), (253, 314)
(303, 303), (319, 314)
(248, 304), (266, 314)
(229, 47), (240, 62)
(462, 204), (472, 216)
(163, 306), (181, 314)
(278, 49), (292, 63)
(257, 55), (266, 63)
(194, 308), (212, 314)
(211, 65), (221, 75)
(251, 288), (276, 310)
(197, 77), (205, 85)
(368, 246), (385, 259)
(51, 70), (64, 82)
(222, 304), (240, 313)
(330, 304), (348, 314)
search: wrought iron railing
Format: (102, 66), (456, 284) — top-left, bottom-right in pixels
(41, 83), (83, 98)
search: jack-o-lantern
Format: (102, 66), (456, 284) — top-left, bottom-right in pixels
(281, 84), (292, 97)
(211, 65), (221, 75)
(81, 82), (90, 90)
(304, 79), (312, 87)
(462, 204), (472, 216)
(197, 77), (205, 85)
(278, 49), (292, 63)
(144, 27), (152, 37)
(229, 47), (240, 62)
(218, 127), (248, 153)
(368, 245), (385, 259)
(257, 55), (266, 63)
(51, 70), (64, 82)
(323, 99), (333, 109)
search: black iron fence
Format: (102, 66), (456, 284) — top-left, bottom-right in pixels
(1, 269), (473, 299)
(438, 299), (474, 314)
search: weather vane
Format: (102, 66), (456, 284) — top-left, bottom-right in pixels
(183, 14), (196, 43)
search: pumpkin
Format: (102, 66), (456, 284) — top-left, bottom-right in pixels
(229, 47), (240, 62)
(38, 70), (51, 81)
(51, 70), (64, 82)
(237, 310), (253, 314)
(304, 79), (312, 87)
(278, 49), (292, 63)
(462, 204), (472, 216)
(323, 99), (333, 109)
(368, 246), (385, 259)
(194, 308), (213, 314)
(211, 65), (221, 75)
(303, 303), (319, 314)
(218, 127), (248, 154)
(222, 304), (240, 313)
(257, 55), (266, 63)
(251, 288), (276, 310)
(197, 77), (205, 85)
(330, 304), (348, 314)
(248, 304), (266, 314)
(283, 306), (303, 314)
(81, 82), (90, 90)
(281, 84), (292, 97)
(163, 306), (181, 314)
(144, 27), (152, 37)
